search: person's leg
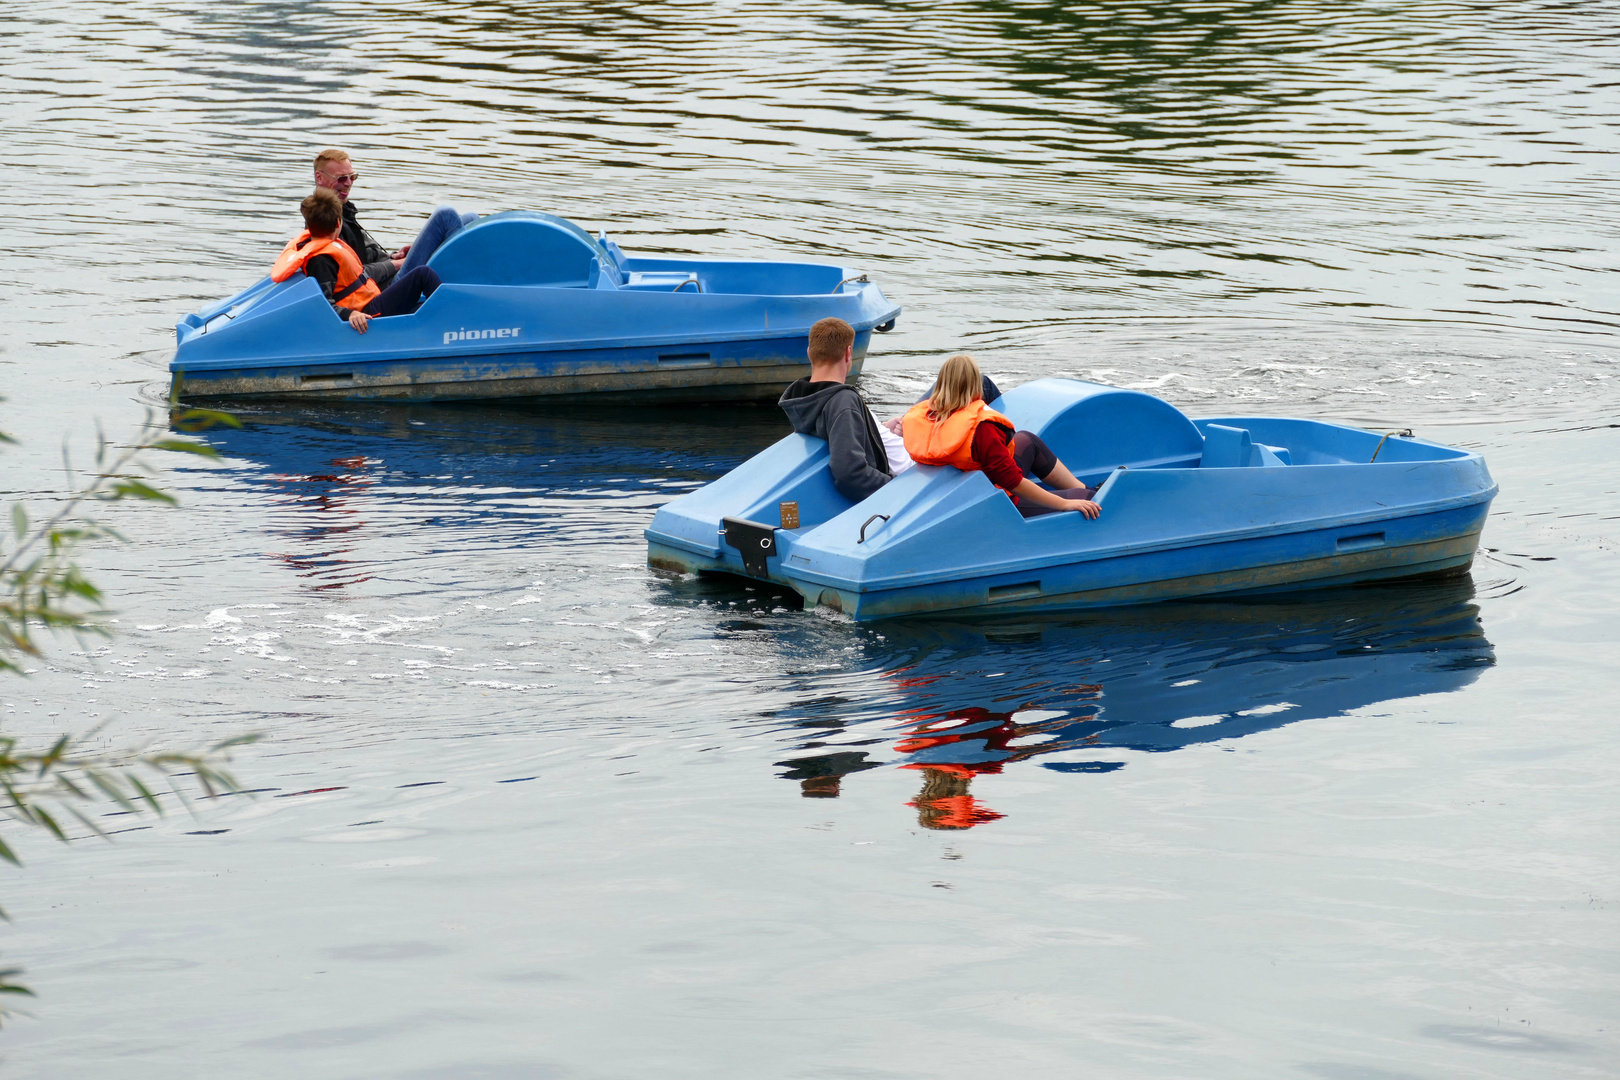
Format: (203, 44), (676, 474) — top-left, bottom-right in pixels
(400, 207), (470, 274)
(365, 267), (441, 318)
(1011, 430), (1083, 488)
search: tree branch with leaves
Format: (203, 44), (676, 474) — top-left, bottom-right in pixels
(1, 402), (257, 1014)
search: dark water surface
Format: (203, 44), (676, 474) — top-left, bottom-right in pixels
(2, 1), (1618, 1076)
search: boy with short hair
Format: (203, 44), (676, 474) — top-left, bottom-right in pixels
(778, 317), (895, 502)
(271, 188), (441, 334)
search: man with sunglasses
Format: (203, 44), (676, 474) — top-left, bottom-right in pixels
(313, 149), (477, 290)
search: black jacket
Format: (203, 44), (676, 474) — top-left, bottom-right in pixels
(341, 200), (399, 289)
(779, 379), (892, 502)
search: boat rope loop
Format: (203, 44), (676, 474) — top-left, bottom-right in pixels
(831, 274), (870, 294)
(672, 274), (702, 293)
(1369, 428), (1415, 463)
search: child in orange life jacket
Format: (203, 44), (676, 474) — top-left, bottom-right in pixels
(271, 188), (441, 335)
(902, 353), (1102, 519)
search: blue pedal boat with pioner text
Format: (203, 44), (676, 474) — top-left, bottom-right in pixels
(169, 211), (900, 403)
(645, 378), (1498, 620)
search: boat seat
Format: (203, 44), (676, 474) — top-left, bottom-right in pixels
(1200, 423), (1290, 469)
(428, 211), (615, 289)
(998, 379), (1206, 485)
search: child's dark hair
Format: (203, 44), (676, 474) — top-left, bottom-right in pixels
(300, 187), (343, 236)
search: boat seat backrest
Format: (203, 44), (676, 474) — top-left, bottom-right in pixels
(1200, 423), (1253, 469)
(427, 212), (614, 289)
(998, 379), (1206, 484)
(1199, 423), (1291, 468)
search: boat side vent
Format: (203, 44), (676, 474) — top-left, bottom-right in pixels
(658, 352), (711, 364)
(1336, 532), (1386, 553)
(988, 581), (1043, 603)
(299, 372), (354, 387)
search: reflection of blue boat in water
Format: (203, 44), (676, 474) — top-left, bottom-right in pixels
(170, 212), (900, 404)
(772, 580), (1494, 826)
(648, 378), (1499, 619)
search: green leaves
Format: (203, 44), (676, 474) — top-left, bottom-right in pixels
(104, 478), (177, 505)
(0, 731), (261, 875)
(146, 438), (221, 459)
(0, 731), (261, 1014)
(2, 405), (241, 673)
(1, 402), (255, 1017)
(170, 407), (241, 434)
(0, 968), (35, 998)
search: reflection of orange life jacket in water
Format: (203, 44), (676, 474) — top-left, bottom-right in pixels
(894, 708), (1018, 772)
(270, 231), (381, 311)
(906, 768), (1005, 829)
(897, 708), (1016, 830)
(901, 398), (1015, 471)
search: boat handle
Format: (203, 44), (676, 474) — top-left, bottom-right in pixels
(858, 514), (890, 543)
(1369, 428), (1414, 462)
(831, 274), (870, 293)
(673, 273), (702, 293)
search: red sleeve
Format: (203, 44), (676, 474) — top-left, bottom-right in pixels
(971, 423), (1024, 492)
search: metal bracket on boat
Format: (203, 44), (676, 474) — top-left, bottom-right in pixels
(721, 516), (778, 577)
(672, 273), (703, 293)
(831, 274), (870, 293)
(858, 514), (890, 544)
(1369, 429), (1414, 463)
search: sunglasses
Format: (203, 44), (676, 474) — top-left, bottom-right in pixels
(327, 171), (359, 184)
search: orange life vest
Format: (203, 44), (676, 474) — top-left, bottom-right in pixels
(901, 398), (1016, 471)
(270, 231), (381, 311)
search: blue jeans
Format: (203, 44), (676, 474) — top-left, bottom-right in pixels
(400, 207), (479, 274)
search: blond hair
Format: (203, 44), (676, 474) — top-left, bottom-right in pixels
(313, 148), (351, 175)
(928, 353), (983, 418)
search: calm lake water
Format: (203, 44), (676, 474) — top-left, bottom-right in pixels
(2, 1), (1618, 1076)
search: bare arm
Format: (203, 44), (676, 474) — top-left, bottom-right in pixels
(1013, 477), (1099, 518)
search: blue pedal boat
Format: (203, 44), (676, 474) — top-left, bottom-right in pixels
(645, 378), (1499, 620)
(169, 212), (900, 403)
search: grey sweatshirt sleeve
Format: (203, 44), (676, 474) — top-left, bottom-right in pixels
(824, 397), (892, 503)
(364, 258), (399, 289)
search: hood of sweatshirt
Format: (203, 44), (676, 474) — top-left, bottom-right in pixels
(778, 378), (862, 439)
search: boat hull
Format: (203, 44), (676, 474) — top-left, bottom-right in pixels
(767, 507), (1484, 620)
(170, 333), (870, 404)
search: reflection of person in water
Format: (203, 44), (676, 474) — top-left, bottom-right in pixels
(267, 454), (376, 589)
(774, 750), (880, 799)
(896, 707), (1094, 830)
(909, 766), (1005, 830)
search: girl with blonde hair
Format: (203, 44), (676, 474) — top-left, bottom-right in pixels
(901, 354), (1101, 519)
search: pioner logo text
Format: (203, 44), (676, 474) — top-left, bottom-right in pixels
(445, 327), (522, 345)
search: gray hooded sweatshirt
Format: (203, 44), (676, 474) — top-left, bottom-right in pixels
(778, 378), (893, 503)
